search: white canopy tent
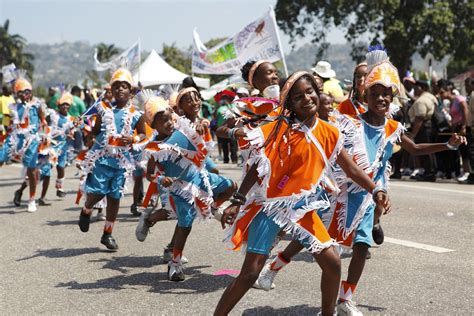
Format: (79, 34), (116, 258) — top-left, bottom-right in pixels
(133, 49), (210, 88)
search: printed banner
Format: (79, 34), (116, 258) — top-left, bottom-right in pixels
(94, 40), (140, 73)
(192, 8), (285, 75)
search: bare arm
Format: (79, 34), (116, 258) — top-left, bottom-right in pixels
(399, 133), (466, 155)
(215, 117), (236, 138)
(146, 157), (156, 182)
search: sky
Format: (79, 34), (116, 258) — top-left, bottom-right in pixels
(0, 0), (347, 53)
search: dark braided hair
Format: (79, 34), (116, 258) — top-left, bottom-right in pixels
(241, 61), (256, 83)
(262, 74), (320, 166)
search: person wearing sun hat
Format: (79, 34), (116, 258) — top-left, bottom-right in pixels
(0, 70), (46, 213)
(312, 60), (345, 106)
(77, 67), (146, 251)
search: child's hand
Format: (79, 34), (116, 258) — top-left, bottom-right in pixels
(234, 128), (247, 139)
(374, 191), (391, 215)
(448, 133), (467, 147)
(220, 204), (240, 229)
(160, 177), (174, 187)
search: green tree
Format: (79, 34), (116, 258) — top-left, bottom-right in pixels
(275, 0), (473, 77)
(161, 43), (192, 74)
(0, 19), (34, 80)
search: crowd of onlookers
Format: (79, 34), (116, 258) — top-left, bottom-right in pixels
(390, 74), (473, 184)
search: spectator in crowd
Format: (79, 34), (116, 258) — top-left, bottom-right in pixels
(215, 90), (238, 164)
(69, 85), (86, 153)
(439, 79), (471, 182)
(47, 87), (60, 110)
(0, 85), (14, 137)
(312, 61), (345, 106)
(408, 80), (437, 181)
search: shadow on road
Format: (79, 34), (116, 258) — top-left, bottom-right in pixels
(56, 263), (233, 294)
(243, 304), (320, 315)
(0, 181), (22, 187)
(17, 247), (102, 261)
(88, 255), (163, 273)
(358, 304), (387, 312)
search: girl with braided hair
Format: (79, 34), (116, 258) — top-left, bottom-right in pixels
(215, 71), (390, 316)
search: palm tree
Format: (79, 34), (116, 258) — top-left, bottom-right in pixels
(96, 43), (120, 63)
(0, 19), (34, 79)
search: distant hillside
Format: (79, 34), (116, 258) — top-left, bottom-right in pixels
(24, 41), (447, 89)
(26, 41), (95, 88)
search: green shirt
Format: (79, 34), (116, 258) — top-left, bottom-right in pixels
(216, 104), (231, 127)
(68, 95), (86, 117)
(48, 92), (60, 111)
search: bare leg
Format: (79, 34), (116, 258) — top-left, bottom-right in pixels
(313, 246), (341, 316)
(133, 175), (143, 205)
(279, 240), (304, 262)
(84, 193), (106, 212)
(214, 252), (267, 315)
(346, 243), (369, 286)
(105, 196), (120, 222)
(27, 167), (37, 200)
(40, 176), (50, 199)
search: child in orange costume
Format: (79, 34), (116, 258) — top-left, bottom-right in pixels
(214, 72), (390, 316)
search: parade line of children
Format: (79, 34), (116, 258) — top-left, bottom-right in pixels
(0, 47), (466, 316)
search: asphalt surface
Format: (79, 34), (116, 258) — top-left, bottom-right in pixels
(0, 161), (473, 315)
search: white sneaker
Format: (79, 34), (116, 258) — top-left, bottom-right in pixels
(168, 261), (185, 281)
(253, 263), (277, 291)
(337, 300), (363, 316)
(27, 200), (37, 213)
(135, 208), (152, 242)
(457, 172), (470, 182)
(316, 311), (337, 316)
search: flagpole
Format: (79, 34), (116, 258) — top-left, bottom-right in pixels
(270, 6), (288, 77)
(138, 38), (141, 88)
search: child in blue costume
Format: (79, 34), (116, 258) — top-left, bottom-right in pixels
(78, 68), (146, 251)
(0, 73), (45, 213)
(134, 90), (235, 281)
(50, 92), (77, 198)
(159, 87), (236, 264)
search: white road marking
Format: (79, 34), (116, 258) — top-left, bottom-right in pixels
(390, 182), (474, 195)
(385, 237), (455, 253)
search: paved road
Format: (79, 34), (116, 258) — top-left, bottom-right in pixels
(0, 162), (473, 315)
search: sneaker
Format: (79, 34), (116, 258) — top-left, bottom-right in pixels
(253, 263), (277, 291)
(316, 311), (337, 316)
(95, 210), (106, 221)
(100, 233), (118, 251)
(13, 190), (22, 207)
(38, 198), (51, 206)
(78, 211), (91, 232)
(168, 261), (185, 282)
(27, 200), (37, 213)
(130, 203), (141, 217)
(162, 247), (189, 264)
(401, 168), (413, 176)
(56, 190), (66, 198)
(457, 172), (470, 182)
(135, 208), (152, 242)
(337, 300), (363, 316)
(372, 222), (384, 245)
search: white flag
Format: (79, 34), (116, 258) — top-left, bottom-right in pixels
(1, 63), (17, 83)
(192, 8), (286, 75)
(94, 40), (140, 73)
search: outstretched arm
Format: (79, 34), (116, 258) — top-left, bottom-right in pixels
(399, 133), (466, 156)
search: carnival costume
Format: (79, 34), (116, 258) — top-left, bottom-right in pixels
(226, 72), (344, 255)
